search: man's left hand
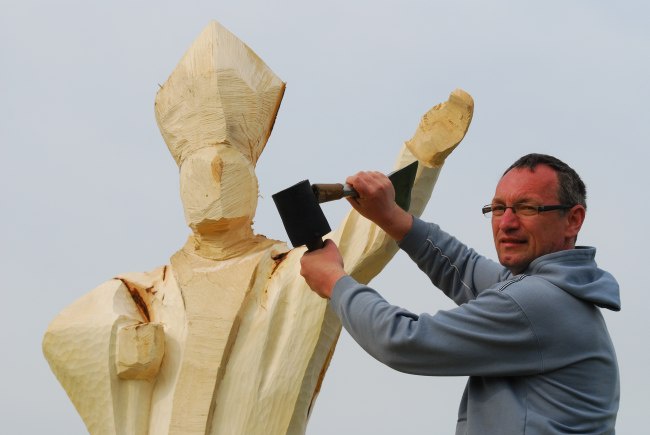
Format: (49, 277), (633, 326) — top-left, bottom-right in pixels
(300, 239), (346, 299)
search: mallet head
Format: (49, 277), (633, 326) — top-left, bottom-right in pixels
(272, 180), (331, 251)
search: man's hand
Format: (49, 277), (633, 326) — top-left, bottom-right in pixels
(300, 240), (346, 299)
(345, 171), (414, 241)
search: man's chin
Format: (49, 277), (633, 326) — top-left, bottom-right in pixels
(498, 255), (528, 275)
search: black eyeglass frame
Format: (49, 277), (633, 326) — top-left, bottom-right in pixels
(482, 203), (574, 218)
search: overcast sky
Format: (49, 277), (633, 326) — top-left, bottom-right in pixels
(2, 1), (648, 433)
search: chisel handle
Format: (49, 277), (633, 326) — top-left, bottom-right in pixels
(311, 183), (358, 203)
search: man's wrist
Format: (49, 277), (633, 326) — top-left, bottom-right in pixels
(323, 270), (347, 299)
(380, 208), (414, 242)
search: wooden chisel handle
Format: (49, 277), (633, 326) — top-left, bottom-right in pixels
(312, 183), (358, 203)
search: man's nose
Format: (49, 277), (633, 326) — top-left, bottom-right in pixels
(498, 207), (520, 230)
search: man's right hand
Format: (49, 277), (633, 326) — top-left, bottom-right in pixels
(345, 171), (414, 241)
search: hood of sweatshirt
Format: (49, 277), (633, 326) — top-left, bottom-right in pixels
(524, 246), (620, 311)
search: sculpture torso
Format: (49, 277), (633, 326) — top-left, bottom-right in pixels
(44, 236), (340, 434)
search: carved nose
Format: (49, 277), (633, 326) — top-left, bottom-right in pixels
(211, 155), (224, 183)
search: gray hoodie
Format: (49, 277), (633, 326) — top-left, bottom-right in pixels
(330, 217), (620, 434)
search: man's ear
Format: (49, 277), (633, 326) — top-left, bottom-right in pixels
(566, 205), (586, 244)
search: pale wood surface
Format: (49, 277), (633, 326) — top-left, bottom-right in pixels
(43, 20), (473, 435)
(405, 88), (474, 168)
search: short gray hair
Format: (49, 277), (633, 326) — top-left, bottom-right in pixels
(503, 153), (587, 210)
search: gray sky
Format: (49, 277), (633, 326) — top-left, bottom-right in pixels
(2, 0), (648, 433)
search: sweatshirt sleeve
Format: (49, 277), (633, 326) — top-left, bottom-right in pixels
(399, 217), (511, 305)
(329, 275), (544, 377)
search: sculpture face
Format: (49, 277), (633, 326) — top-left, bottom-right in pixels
(179, 146), (258, 235)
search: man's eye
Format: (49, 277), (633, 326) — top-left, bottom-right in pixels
(517, 204), (538, 215)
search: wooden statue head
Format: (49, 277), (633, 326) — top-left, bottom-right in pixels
(154, 21), (285, 237)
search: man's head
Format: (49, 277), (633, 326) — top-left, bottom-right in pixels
(490, 154), (587, 274)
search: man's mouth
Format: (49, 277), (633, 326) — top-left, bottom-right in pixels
(499, 238), (526, 248)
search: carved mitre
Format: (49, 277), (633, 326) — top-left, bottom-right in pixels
(154, 21), (285, 167)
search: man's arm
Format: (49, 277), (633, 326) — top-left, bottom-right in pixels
(344, 171), (414, 241)
(343, 171), (509, 303)
(400, 217), (510, 304)
(300, 170), (413, 299)
(300, 171), (507, 301)
(329, 276), (544, 377)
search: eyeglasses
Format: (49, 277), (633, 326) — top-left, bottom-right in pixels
(482, 203), (574, 218)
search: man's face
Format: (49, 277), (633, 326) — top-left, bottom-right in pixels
(491, 165), (583, 274)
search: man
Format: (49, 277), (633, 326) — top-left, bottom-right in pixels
(300, 153), (620, 434)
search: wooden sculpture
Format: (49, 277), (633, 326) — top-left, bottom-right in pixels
(43, 21), (473, 435)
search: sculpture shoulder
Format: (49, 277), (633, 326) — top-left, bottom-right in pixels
(45, 277), (146, 333)
(42, 276), (149, 369)
(43, 265), (171, 364)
